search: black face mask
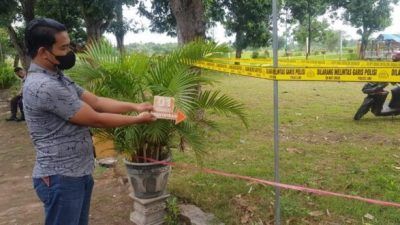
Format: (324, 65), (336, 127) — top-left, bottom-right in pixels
(48, 50), (76, 70)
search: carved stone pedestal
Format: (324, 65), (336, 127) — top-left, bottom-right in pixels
(130, 193), (170, 225)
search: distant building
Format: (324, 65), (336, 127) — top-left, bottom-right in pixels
(360, 34), (400, 60)
(376, 34), (400, 50)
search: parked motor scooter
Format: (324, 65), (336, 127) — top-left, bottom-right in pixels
(354, 82), (400, 120)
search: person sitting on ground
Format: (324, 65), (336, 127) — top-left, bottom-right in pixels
(6, 67), (26, 121)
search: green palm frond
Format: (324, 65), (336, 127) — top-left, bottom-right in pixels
(80, 41), (119, 67)
(114, 125), (143, 152)
(154, 40), (229, 74)
(72, 40), (247, 161)
(71, 41), (147, 102)
(180, 39), (230, 60)
(148, 66), (203, 114)
(142, 120), (173, 145)
(175, 121), (205, 152)
(198, 90), (248, 127)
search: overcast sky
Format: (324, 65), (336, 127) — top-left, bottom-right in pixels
(104, 4), (400, 45)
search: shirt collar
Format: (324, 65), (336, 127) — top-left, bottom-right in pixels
(28, 63), (63, 79)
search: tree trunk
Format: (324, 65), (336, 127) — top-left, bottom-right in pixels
(116, 35), (124, 53)
(115, 2), (125, 53)
(14, 55), (20, 68)
(359, 35), (368, 59)
(359, 28), (370, 60)
(21, 0), (36, 22)
(235, 48), (242, 59)
(6, 25), (30, 70)
(85, 21), (105, 44)
(0, 41), (3, 63)
(81, 6), (112, 44)
(5, 0), (36, 69)
(170, 0), (206, 44)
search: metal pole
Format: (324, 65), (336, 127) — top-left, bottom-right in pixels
(272, 0), (280, 224)
(339, 30), (343, 61)
(285, 8), (288, 57)
(306, 37), (309, 59)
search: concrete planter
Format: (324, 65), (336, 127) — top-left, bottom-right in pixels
(124, 157), (171, 199)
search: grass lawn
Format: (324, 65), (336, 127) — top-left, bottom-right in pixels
(168, 71), (400, 225)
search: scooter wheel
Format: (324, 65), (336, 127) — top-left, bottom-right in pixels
(354, 103), (371, 120)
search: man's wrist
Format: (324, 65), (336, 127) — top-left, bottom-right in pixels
(130, 103), (139, 112)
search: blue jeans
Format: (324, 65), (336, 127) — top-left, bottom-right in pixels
(33, 175), (94, 225)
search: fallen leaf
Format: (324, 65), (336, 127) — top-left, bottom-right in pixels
(248, 186), (253, 194)
(326, 209), (330, 216)
(392, 165), (400, 170)
(286, 148), (302, 154)
(364, 213), (374, 220)
(308, 211), (324, 217)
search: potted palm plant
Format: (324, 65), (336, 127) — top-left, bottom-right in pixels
(71, 41), (247, 200)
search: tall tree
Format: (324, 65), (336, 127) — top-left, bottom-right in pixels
(333, 0), (398, 59)
(138, 0), (177, 37)
(216, 0), (272, 58)
(138, 0), (223, 44)
(0, 28), (16, 64)
(293, 19), (330, 50)
(35, 0), (87, 47)
(78, 0), (117, 44)
(107, 0), (141, 53)
(285, 0), (329, 59)
(0, 0), (36, 69)
(323, 29), (341, 52)
(169, 0), (206, 44)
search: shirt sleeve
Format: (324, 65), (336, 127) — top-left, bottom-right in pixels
(74, 83), (85, 98)
(64, 75), (85, 97)
(38, 81), (82, 121)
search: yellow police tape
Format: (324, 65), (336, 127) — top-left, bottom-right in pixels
(209, 58), (400, 68)
(195, 61), (400, 82)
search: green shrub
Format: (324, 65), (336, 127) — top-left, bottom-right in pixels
(344, 48), (354, 54)
(165, 196), (180, 225)
(251, 51), (259, 59)
(264, 50), (270, 57)
(347, 53), (359, 60)
(294, 52), (303, 56)
(0, 64), (16, 89)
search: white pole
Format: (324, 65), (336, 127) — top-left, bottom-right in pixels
(306, 37), (309, 58)
(339, 30), (343, 60)
(272, 0), (280, 224)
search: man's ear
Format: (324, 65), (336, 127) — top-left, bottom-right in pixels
(37, 47), (49, 58)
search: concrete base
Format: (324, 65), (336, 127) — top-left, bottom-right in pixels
(130, 192), (169, 225)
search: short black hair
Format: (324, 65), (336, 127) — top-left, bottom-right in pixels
(25, 18), (67, 59)
(14, 67), (23, 73)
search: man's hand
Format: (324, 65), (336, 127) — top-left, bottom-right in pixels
(136, 112), (157, 123)
(135, 103), (153, 112)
